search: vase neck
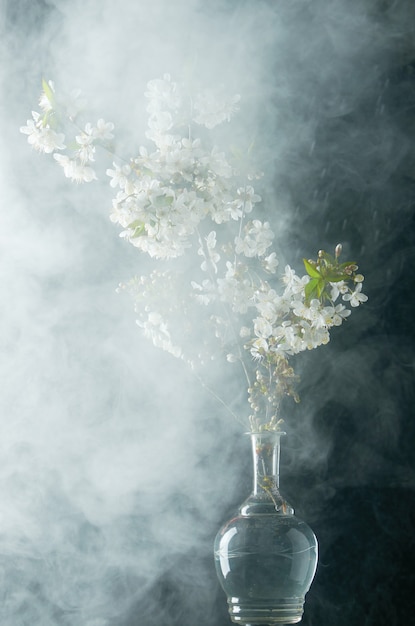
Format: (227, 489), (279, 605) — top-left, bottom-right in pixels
(251, 432), (282, 495)
(240, 431), (293, 515)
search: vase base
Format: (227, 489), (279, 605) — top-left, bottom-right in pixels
(227, 597), (304, 624)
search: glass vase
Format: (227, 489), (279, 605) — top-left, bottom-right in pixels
(214, 431), (318, 624)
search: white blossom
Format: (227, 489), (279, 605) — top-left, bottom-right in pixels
(342, 282), (368, 307)
(254, 287), (288, 324)
(191, 279), (216, 305)
(20, 111), (66, 153)
(330, 280), (348, 302)
(253, 317), (273, 339)
(234, 186), (262, 214)
(145, 74), (181, 113)
(106, 162), (133, 190)
(91, 119), (115, 140)
(300, 320), (330, 350)
(217, 262), (255, 314)
(326, 303), (351, 326)
(193, 90), (240, 129)
(250, 337), (269, 361)
(54, 153), (96, 182)
(262, 253), (278, 274)
(282, 265), (309, 296)
(137, 312), (182, 359)
(198, 231), (220, 273)
(235, 220), (274, 258)
(75, 126), (96, 163)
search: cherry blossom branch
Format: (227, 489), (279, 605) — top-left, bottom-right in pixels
(20, 75), (368, 431)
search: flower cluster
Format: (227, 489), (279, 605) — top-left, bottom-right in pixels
(107, 77), (250, 260)
(21, 75), (368, 431)
(20, 80), (114, 182)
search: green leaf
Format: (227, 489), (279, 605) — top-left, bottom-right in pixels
(42, 78), (55, 108)
(338, 261), (356, 270)
(316, 280), (326, 298)
(128, 220), (145, 238)
(247, 138), (256, 154)
(320, 251), (336, 266)
(304, 277), (320, 302)
(303, 258), (321, 279)
(325, 272), (348, 283)
(152, 195), (174, 208)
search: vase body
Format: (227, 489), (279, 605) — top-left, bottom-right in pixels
(214, 432), (318, 624)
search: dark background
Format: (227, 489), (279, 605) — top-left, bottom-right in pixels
(122, 9), (415, 624)
(142, 21), (415, 626)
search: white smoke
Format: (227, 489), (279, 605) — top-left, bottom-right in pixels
(1, 0), (415, 624)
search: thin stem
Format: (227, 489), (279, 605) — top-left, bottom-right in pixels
(233, 193), (247, 271)
(195, 226), (252, 391)
(191, 370), (246, 426)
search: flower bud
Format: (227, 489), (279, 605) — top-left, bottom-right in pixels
(335, 243), (342, 258)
